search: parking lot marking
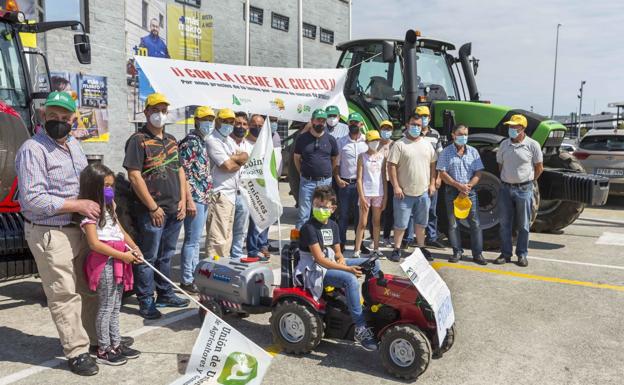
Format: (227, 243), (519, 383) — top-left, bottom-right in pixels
(576, 216), (624, 226)
(0, 310), (196, 385)
(596, 232), (624, 246)
(527, 256), (624, 271)
(431, 262), (624, 292)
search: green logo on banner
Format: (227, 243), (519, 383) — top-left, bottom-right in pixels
(232, 95), (242, 105)
(217, 352), (258, 385)
(270, 151), (278, 180)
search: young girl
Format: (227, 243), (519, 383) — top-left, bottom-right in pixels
(354, 130), (387, 259)
(79, 164), (142, 366)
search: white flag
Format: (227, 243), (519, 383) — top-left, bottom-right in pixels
(169, 311), (273, 385)
(240, 118), (283, 231)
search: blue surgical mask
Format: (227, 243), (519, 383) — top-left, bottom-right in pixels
(218, 124), (234, 137)
(508, 128), (519, 139)
(199, 121), (214, 135)
(380, 130), (392, 140)
(408, 125), (421, 138)
(455, 135), (468, 145)
(270, 121), (278, 133)
(421, 117), (430, 127)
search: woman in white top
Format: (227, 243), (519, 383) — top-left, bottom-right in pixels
(354, 130), (387, 258)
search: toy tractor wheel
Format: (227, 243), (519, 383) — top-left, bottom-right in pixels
(270, 299), (323, 354)
(380, 324), (432, 380)
(433, 325), (456, 358)
(198, 298), (223, 323)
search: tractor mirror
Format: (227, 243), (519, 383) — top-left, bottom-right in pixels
(74, 34), (91, 64)
(472, 58), (479, 76)
(382, 41), (396, 63)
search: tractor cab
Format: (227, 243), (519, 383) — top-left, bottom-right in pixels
(336, 31), (479, 134)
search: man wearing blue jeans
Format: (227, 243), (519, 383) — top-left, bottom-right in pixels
(230, 112), (252, 259)
(334, 112), (368, 251)
(294, 108), (338, 230)
(124, 93), (190, 319)
(495, 114), (544, 267)
(437, 124), (487, 265)
(294, 186), (380, 351)
(387, 112), (437, 262)
(178, 106), (215, 292)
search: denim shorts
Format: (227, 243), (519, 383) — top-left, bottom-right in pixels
(393, 192), (430, 229)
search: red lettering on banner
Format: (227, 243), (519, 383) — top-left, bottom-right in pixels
(320, 79), (329, 90)
(200, 70), (215, 80)
(215, 72), (226, 81)
(273, 78), (285, 88)
(184, 68), (197, 78)
(234, 75), (244, 84)
(171, 67), (184, 77)
(330, 79), (336, 90)
(223, 73), (234, 82)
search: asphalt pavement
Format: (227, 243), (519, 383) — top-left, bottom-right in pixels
(0, 185), (623, 385)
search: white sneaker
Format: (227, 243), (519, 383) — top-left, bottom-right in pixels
(352, 251), (361, 258)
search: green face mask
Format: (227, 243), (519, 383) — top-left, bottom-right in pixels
(312, 207), (332, 222)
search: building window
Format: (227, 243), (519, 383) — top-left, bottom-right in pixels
(271, 12), (289, 32)
(159, 13), (164, 28)
(320, 28), (334, 45)
(141, 1), (148, 29)
(303, 22), (316, 39)
(45, 0), (90, 32)
(175, 0), (201, 7)
(244, 6), (263, 25)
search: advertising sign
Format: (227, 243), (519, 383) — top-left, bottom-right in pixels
(167, 3), (213, 62)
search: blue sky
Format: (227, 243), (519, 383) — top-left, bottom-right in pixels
(351, 0), (624, 117)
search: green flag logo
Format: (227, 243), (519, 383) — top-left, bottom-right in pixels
(232, 95), (242, 106)
(217, 352), (258, 385)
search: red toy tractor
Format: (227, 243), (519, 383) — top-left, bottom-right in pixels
(270, 241), (455, 380)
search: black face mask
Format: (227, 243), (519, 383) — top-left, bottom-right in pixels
(233, 125), (246, 138)
(45, 120), (72, 140)
(348, 124), (360, 135)
(250, 126), (261, 138)
(313, 124), (324, 133)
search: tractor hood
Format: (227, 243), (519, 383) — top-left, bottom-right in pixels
(432, 100), (567, 147)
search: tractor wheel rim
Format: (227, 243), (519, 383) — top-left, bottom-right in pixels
(279, 312), (305, 343)
(463, 171), (500, 231)
(389, 338), (416, 367)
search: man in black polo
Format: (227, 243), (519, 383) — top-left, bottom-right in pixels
(123, 93), (190, 319)
(293, 108), (339, 229)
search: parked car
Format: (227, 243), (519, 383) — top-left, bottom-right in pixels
(560, 142), (577, 153)
(574, 129), (624, 195)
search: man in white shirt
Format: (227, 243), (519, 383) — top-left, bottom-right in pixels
(229, 111), (253, 260)
(334, 112), (369, 250)
(205, 108), (248, 258)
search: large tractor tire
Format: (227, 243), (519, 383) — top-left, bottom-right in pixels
(379, 324), (432, 380)
(531, 152), (585, 233)
(438, 148), (539, 251)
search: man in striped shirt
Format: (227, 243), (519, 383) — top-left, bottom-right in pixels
(16, 91), (100, 376)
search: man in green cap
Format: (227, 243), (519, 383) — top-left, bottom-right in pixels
(293, 108), (339, 229)
(334, 112), (368, 251)
(15, 91), (103, 375)
(325, 105), (349, 139)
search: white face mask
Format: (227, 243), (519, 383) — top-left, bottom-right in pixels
(149, 112), (167, 128)
(368, 141), (380, 152)
(326, 116), (339, 127)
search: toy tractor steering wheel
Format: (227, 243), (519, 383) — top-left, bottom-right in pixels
(358, 255), (387, 286)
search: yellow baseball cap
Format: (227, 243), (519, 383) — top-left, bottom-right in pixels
(503, 114), (528, 128)
(366, 130), (381, 142)
(415, 105), (430, 116)
(379, 120), (393, 129)
(453, 196), (472, 219)
(194, 106), (215, 119)
(145, 93), (170, 108)
(218, 108), (235, 120)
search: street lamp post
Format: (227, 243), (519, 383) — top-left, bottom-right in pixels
(577, 80), (586, 139)
(550, 23), (563, 118)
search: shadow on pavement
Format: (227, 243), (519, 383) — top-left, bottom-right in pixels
(0, 280), (47, 311)
(0, 326), (63, 366)
(528, 240), (565, 250)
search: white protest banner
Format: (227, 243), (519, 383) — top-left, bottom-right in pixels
(170, 311), (272, 385)
(240, 118), (283, 231)
(400, 250), (455, 347)
(135, 56), (348, 121)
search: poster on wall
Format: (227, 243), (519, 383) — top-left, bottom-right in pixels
(50, 71), (110, 142)
(166, 3), (213, 62)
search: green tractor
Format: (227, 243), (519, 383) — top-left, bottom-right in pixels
(288, 29), (609, 249)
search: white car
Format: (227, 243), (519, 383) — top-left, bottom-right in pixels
(574, 129), (624, 196)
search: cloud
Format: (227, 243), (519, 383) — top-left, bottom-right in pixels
(351, 0), (624, 116)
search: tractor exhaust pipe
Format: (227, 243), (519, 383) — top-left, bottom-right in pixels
(403, 29), (419, 125)
(459, 43), (480, 101)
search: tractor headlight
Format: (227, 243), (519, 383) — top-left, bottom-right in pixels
(548, 130), (565, 138)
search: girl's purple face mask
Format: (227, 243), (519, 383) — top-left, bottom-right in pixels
(103, 186), (114, 205)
